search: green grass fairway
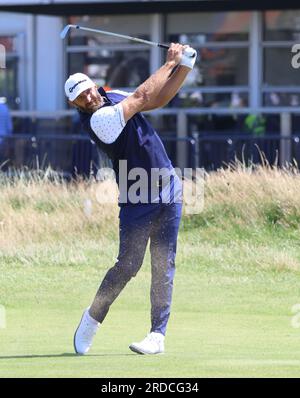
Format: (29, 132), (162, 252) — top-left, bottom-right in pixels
(1, 225), (300, 378)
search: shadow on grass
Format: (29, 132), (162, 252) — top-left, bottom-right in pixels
(0, 353), (136, 359)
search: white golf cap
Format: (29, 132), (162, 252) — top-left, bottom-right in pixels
(64, 72), (95, 101)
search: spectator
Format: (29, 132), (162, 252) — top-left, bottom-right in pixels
(0, 97), (12, 142)
(244, 114), (266, 137)
(0, 97), (13, 165)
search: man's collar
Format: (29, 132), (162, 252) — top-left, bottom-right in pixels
(98, 86), (107, 97)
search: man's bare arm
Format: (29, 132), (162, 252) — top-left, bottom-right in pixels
(140, 64), (191, 111)
(121, 43), (189, 122)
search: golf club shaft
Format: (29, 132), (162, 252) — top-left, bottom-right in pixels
(62, 24), (169, 50)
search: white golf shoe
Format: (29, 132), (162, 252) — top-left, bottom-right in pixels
(73, 308), (100, 355)
(129, 332), (165, 355)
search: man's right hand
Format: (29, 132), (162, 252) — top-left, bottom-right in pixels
(166, 43), (189, 67)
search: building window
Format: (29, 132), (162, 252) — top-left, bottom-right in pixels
(167, 12), (251, 42)
(66, 15), (151, 89)
(263, 10), (300, 107)
(166, 12), (251, 109)
(0, 36), (19, 110)
(264, 10), (300, 41)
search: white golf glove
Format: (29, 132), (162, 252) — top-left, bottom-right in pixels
(180, 47), (197, 70)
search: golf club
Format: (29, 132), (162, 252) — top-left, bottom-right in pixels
(60, 24), (196, 57)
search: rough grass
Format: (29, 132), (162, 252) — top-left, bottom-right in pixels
(2, 162), (300, 256)
(0, 169), (119, 249)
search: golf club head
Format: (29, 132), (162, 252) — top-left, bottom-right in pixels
(60, 25), (72, 39)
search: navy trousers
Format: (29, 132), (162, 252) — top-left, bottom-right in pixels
(90, 201), (182, 335)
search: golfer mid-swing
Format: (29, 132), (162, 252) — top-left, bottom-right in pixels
(65, 43), (197, 355)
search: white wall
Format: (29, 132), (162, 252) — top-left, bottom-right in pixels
(0, 11), (28, 32)
(35, 15), (64, 111)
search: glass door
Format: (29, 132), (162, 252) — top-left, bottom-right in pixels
(0, 36), (19, 110)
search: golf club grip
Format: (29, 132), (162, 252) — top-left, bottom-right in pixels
(158, 43), (170, 50)
(157, 43), (196, 58)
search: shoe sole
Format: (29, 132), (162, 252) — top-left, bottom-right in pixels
(129, 344), (164, 355)
(73, 310), (87, 355)
(129, 344), (145, 355)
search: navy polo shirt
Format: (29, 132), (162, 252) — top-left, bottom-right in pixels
(79, 87), (181, 205)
